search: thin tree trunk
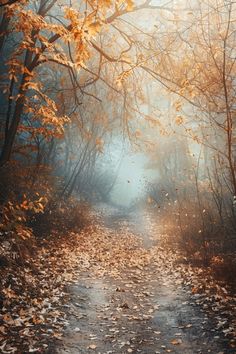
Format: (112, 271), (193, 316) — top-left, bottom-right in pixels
(0, 9), (10, 54)
(0, 49), (34, 165)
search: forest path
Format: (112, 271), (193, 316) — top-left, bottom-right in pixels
(57, 205), (230, 354)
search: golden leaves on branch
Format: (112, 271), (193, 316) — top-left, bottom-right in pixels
(95, 137), (104, 153)
(15, 9), (47, 38)
(64, 7), (104, 67)
(126, 0), (134, 11)
(116, 70), (132, 88)
(64, 1), (134, 69)
(38, 106), (69, 138)
(10, 2), (106, 71)
(175, 115), (184, 125)
(20, 102), (69, 141)
(3, 0), (139, 155)
(174, 100), (182, 112)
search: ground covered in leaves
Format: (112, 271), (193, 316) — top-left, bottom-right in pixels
(0, 205), (235, 353)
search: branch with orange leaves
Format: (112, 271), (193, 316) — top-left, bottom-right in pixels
(0, 0), (19, 7)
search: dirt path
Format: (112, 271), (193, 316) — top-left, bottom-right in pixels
(57, 206), (234, 354)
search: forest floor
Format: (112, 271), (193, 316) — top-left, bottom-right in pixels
(57, 205), (236, 354)
(0, 205), (236, 353)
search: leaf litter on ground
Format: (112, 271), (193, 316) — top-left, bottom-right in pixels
(0, 209), (235, 352)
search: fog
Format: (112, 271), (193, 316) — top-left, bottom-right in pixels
(110, 150), (157, 207)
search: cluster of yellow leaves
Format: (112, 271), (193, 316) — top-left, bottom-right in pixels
(175, 115), (184, 125)
(21, 90), (70, 139)
(65, 7), (103, 67)
(12, 6), (67, 54)
(40, 106), (69, 138)
(15, 9), (47, 35)
(174, 100), (182, 112)
(126, 0), (134, 11)
(0, 195), (47, 240)
(95, 137), (104, 153)
(8, 2), (103, 79)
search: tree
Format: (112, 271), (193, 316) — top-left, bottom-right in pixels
(0, 0), (172, 166)
(143, 0), (236, 197)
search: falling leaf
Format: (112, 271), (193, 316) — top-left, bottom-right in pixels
(186, 324), (192, 328)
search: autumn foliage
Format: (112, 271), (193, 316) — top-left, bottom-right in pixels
(0, 0), (236, 351)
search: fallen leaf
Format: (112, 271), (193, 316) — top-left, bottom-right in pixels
(171, 338), (182, 345)
(88, 344), (97, 350)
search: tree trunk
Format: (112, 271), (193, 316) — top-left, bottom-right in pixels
(0, 93), (25, 165)
(0, 9), (10, 54)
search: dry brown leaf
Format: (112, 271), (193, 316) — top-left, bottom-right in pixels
(88, 344), (97, 350)
(171, 338), (182, 345)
